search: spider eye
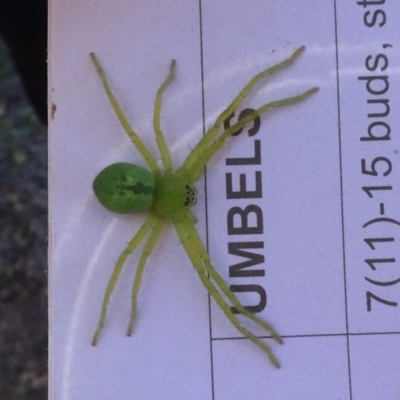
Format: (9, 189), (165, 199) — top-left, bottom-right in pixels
(93, 162), (155, 214)
(184, 184), (197, 207)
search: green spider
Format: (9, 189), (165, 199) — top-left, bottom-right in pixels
(89, 46), (318, 368)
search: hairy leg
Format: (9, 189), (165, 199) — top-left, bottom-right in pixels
(185, 218), (282, 343)
(175, 221), (280, 368)
(181, 46), (308, 173)
(186, 87), (318, 181)
(127, 217), (166, 335)
(153, 60), (176, 171)
(90, 52), (159, 174)
(92, 213), (158, 345)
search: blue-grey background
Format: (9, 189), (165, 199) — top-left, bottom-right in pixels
(0, 1), (47, 398)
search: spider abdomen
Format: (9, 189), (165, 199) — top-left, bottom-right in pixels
(93, 162), (155, 214)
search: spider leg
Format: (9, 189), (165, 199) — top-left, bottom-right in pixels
(185, 218), (282, 344)
(90, 53), (160, 174)
(174, 222), (280, 368)
(153, 60), (176, 171)
(181, 46), (308, 173)
(127, 217), (166, 336)
(91, 213), (158, 346)
(186, 87), (318, 181)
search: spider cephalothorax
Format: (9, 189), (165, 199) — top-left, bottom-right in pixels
(90, 47), (318, 367)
